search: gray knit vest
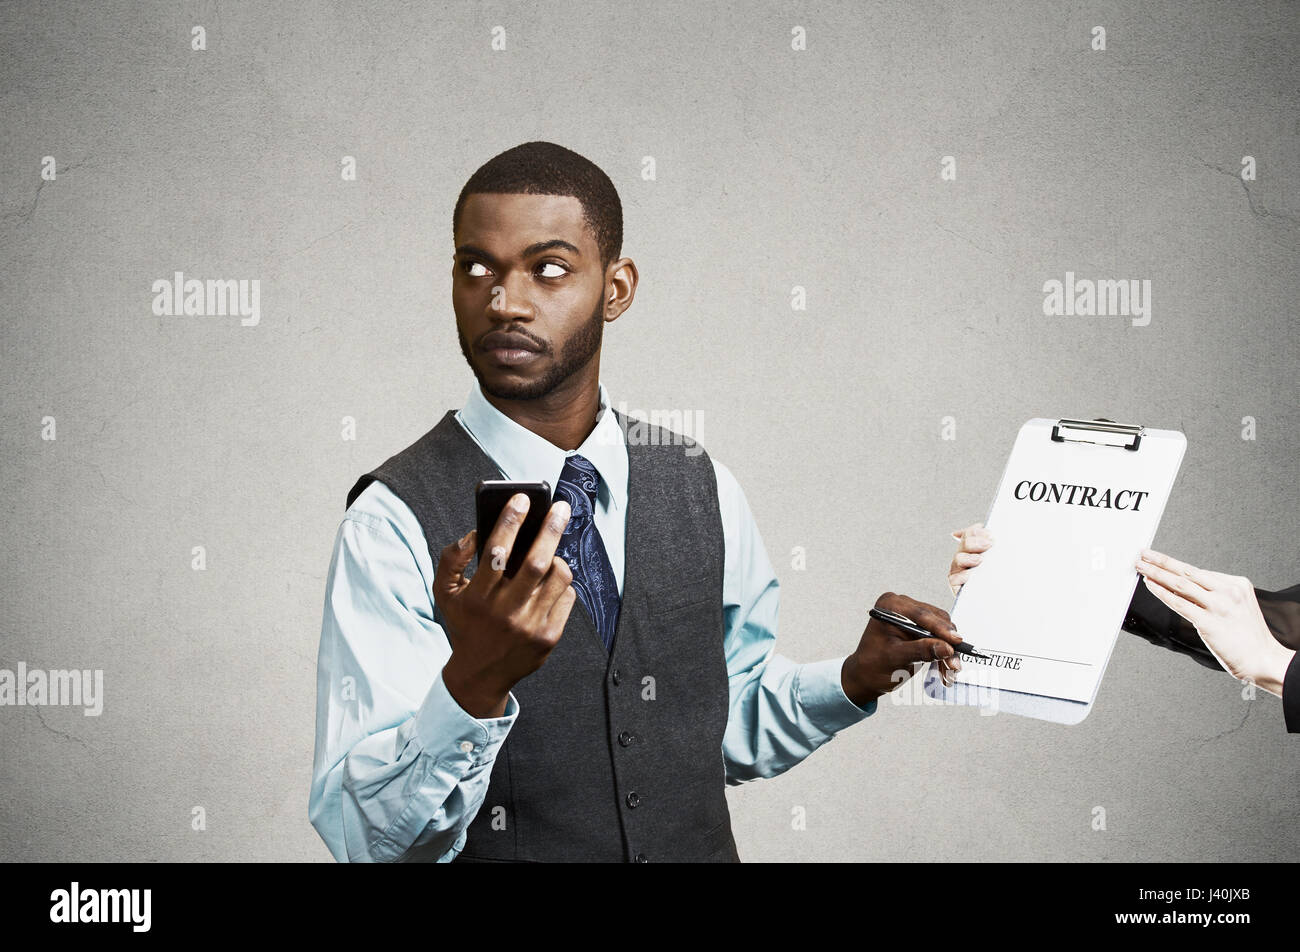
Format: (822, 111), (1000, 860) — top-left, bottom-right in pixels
(345, 407), (740, 863)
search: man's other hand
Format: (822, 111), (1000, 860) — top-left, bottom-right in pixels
(842, 593), (963, 705)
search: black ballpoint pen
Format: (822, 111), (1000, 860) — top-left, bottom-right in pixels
(868, 607), (991, 659)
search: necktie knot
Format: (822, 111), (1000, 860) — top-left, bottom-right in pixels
(559, 453), (600, 504)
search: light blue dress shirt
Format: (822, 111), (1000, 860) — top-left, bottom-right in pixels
(309, 380), (875, 862)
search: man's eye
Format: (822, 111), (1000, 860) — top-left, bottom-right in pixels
(461, 261), (490, 277)
(538, 262), (568, 278)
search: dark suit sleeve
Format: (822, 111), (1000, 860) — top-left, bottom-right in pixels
(1123, 579), (1300, 730)
(1122, 580), (1225, 670)
(1284, 651), (1300, 734)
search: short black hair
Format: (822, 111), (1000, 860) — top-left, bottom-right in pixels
(453, 141), (623, 272)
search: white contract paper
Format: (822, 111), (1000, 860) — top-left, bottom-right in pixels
(944, 419), (1186, 707)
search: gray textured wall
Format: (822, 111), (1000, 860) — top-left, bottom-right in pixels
(1, 0), (1296, 862)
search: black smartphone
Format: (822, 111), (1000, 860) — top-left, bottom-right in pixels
(475, 479), (553, 578)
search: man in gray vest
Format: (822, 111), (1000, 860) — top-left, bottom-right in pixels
(308, 141), (963, 862)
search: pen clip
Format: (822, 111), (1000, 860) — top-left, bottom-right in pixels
(874, 608), (910, 624)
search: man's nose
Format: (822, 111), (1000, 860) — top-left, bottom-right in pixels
(489, 274), (535, 319)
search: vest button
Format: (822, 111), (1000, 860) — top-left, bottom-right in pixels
(625, 791), (641, 808)
(634, 853), (649, 863)
(618, 731), (634, 747)
(612, 668), (622, 685)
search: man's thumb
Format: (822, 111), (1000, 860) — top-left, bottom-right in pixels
(435, 530), (476, 593)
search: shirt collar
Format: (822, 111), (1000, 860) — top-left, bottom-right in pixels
(455, 379), (629, 513)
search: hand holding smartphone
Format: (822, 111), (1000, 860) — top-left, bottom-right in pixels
(475, 480), (554, 577)
(433, 478), (576, 719)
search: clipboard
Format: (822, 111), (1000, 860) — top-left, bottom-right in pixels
(923, 418), (1186, 724)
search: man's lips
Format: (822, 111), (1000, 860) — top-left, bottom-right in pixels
(481, 332), (542, 353)
(480, 332), (543, 367)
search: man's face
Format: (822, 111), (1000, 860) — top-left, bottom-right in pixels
(453, 192), (607, 402)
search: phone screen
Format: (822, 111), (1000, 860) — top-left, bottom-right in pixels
(475, 480), (553, 578)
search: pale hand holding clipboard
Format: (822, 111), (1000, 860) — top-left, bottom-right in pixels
(924, 418), (1186, 724)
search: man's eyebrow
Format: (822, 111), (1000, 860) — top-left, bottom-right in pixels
(455, 239), (582, 263)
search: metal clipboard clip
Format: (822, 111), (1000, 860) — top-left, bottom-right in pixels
(1049, 417), (1144, 451)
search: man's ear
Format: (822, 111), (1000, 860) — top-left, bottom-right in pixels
(604, 257), (638, 321)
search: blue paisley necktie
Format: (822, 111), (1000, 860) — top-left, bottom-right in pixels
(554, 453), (621, 652)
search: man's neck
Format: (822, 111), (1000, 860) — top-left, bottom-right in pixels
(481, 378), (601, 452)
